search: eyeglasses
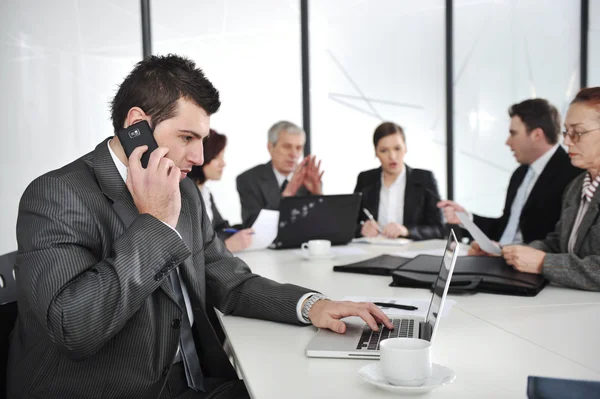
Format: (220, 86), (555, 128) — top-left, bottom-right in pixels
(562, 127), (600, 143)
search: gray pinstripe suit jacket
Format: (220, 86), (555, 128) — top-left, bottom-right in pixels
(529, 172), (600, 291)
(7, 138), (313, 399)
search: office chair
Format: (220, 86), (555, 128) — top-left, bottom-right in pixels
(0, 251), (17, 399)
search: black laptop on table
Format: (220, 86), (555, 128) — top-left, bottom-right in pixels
(270, 194), (361, 249)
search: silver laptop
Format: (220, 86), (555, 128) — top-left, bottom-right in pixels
(305, 230), (459, 359)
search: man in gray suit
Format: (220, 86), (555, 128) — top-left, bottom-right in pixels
(7, 55), (391, 399)
(236, 121), (324, 227)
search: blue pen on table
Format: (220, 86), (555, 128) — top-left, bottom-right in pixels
(223, 228), (255, 235)
(362, 208), (383, 233)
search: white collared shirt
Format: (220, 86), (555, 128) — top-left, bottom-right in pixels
(272, 166), (291, 190)
(377, 168), (407, 227)
(199, 185), (214, 222)
(107, 140), (310, 323)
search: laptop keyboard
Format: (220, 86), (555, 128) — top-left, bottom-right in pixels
(356, 319), (415, 351)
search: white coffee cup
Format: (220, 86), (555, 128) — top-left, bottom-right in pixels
(301, 240), (331, 257)
(379, 338), (432, 386)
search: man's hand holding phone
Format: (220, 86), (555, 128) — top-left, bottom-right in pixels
(126, 145), (181, 229)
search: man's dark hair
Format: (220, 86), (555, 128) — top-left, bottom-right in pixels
(508, 99), (560, 144)
(111, 54), (220, 133)
(188, 129), (227, 185)
(373, 122), (406, 148)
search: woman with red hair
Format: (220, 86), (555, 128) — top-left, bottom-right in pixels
(188, 129), (254, 252)
(471, 87), (600, 291)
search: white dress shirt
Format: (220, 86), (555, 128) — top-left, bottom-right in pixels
(107, 140), (310, 324)
(272, 166), (291, 190)
(510, 144), (559, 243)
(377, 168), (407, 227)
(199, 185), (214, 222)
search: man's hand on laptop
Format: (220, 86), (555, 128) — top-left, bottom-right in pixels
(307, 300), (394, 334)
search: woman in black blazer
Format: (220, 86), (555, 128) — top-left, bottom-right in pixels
(354, 122), (445, 240)
(188, 129), (254, 252)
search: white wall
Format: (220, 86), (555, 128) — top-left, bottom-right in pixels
(0, 0), (142, 254)
(590, 0), (600, 87)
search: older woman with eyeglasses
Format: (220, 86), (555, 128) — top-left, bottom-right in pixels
(470, 87), (600, 291)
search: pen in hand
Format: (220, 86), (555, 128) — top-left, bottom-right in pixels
(223, 228), (255, 235)
(362, 208), (383, 233)
(373, 302), (418, 311)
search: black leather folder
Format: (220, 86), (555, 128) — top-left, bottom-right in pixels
(390, 255), (547, 296)
(333, 254), (412, 276)
(527, 376), (600, 398)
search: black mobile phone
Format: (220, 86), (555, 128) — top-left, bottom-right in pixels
(116, 120), (159, 168)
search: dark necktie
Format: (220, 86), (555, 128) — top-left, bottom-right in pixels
(168, 271), (204, 392)
(280, 179), (288, 193)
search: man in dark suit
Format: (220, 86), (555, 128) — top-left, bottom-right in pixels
(438, 98), (582, 245)
(7, 55), (391, 399)
(236, 121), (324, 227)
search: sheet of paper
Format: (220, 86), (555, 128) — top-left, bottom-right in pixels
(391, 246), (468, 259)
(352, 236), (412, 246)
(243, 209), (279, 251)
(456, 212), (502, 256)
(342, 296), (455, 319)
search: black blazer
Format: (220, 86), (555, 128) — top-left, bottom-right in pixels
(236, 161), (310, 227)
(474, 146), (583, 243)
(354, 165), (445, 240)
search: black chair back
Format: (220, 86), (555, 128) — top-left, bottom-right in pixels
(0, 251), (17, 399)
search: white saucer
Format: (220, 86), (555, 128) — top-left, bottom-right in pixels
(300, 252), (336, 260)
(358, 363), (455, 395)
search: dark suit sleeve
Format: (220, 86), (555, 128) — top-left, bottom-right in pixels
(236, 173), (263, 227)
(199, 189), (314, 325)
(406, 172), (445, 240)
(353, 173), (365, 237)
(16, 176), (191, 360)
(210, 196), (232, 242)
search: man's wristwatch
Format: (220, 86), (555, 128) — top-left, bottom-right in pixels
(301, 294), (329, 323)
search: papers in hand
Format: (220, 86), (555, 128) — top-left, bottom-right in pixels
(342, 296), (455, 319)
(243, 209), (279, 251)
(456, 212), (502, 256)
(352, 236), (412, 246)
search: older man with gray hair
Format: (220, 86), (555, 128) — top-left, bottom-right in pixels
(236, 120), (324, 227)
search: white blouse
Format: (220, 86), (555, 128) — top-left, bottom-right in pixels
(377, 168), (407, 227)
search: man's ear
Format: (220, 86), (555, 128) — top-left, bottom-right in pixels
(123, 107), (150, 128)
(267, 141), (275, 154)
(531, 127), (545, 142)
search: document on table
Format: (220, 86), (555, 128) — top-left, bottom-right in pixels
(342, 296), (455, 319)
(456, 211), (502, 256)
(243, 209), (279, 251)
(352, 236), (412, 246)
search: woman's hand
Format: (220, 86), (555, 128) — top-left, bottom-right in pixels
(382, 222), (409, 238)
(225, 229), (254, 252)
(502, 245), (545, 274)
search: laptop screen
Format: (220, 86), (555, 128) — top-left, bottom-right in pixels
(422, 230), (459, 341)
(272, 194), (362, 249)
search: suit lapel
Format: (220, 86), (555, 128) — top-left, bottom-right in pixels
(93, 137), (178, 303)
(403, 166), (419, 224)
(177, 186), (206, 309)
(523, 148), (561, 212)
(574, 191), (600, 253)
(261, 161), (281, 206)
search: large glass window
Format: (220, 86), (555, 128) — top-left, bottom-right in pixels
(309, 1), (447, 198)
(152, 0), (303, 224)
(589, 0), (600, 86)
(454, 0), (580, 216)
(0, 0), (142, 253)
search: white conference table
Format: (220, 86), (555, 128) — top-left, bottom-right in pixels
(218, 240), (600, 398)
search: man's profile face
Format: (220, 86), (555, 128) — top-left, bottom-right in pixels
(152, 98), (210, 180)
(506, 115), (535, 165)
(268, 131), (305, 175)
